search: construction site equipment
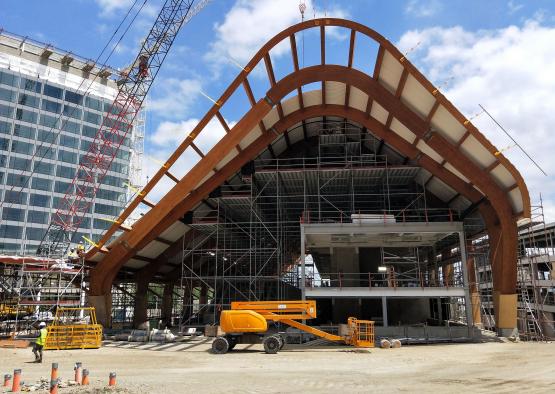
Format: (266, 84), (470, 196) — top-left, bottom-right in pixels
(43, 307), (102, 350)
(211, 300), (374, 354)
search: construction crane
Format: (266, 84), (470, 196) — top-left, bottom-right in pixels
(37, 0), (210, 258)
(211, 300), (375, 354)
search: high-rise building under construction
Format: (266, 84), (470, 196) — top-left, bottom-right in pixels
(0, 31), (144, 254)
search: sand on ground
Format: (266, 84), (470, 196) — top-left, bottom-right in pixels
(1, 339), (554, 393)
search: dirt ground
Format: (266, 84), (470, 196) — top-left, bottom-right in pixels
(1, 339), (554, 393)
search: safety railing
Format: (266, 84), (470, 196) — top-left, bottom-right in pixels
(285, 271), (463, 289)
(300, 208), (459, 225)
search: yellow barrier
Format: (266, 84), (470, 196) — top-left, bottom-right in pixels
(44, 307), (102, 350)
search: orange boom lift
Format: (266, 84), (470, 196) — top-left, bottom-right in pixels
(211, 300), (374, 354)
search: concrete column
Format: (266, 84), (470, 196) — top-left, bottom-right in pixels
(161, 282), (174, 327)
(382, 296), (388, 327)
(88, 293), (112, 328)
(133, 280), (149, 328)
(465, 247), (482, 327)
(459, 232), (474, 328)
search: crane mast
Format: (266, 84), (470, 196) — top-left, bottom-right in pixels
(37, 0), (208, 257)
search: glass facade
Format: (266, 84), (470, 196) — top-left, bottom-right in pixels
(0, 67), (133, 254)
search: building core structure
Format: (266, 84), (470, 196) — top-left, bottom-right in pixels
(79, 18), (549, 339)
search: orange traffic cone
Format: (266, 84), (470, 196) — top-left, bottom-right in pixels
(108, 372), (116, 386)
(12, 369), (21, 392)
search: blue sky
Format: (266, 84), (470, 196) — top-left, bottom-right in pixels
(1, 0), (555, 220)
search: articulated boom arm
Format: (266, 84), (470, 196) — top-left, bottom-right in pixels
(231, 300), (317, 321)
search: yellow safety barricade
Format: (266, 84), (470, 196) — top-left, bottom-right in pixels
(44, 307), (102, 350)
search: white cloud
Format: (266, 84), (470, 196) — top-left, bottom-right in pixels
(147, 78), (202, 119)
(508, 1), (524, 15)
(205, 0), (348, 74)
(95, 0), (159, 18)
(404, 0), (442, 18)
(398, 18), (555, 221)
(145, 117), (236, 202)
(95, 0), (132, 15)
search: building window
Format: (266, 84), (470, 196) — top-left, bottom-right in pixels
(13, 124), (36, 139)
(33, 161), (54, 176)
(11, 140), (34, 155)
(82, 125), (97, 138)
(27, 210), (49, 224)
(0, 71), (19, 87)
(15, 108), (38, 123)
(6, 173), (28, 187)
(39, 113), (59, 128)
(43, 84), (63, 100)
(0, 120), (12, 135)
(54, 181), (73, 194)
(85, 96), (102, 111)
(29, 193), (51, 207)
(93, 218), (111, 230)
(0, 137), (9, 150)
(20, 77), (42, 93)
(60, 134), (78, 149)
(65, 91), (83, 105)
(62, 120), (81, 134)
(37, 129), (57, 144)
(0, 86), (16, 102)
(58, 149), (77, 164)
(0, 225), (23, 239)
(84, 111), (101, 125)
(41, 99), (62, 113)
(9, 156), (32, 171)
(56, 165), (75, 179)
(2, 207), (25, 221)
(26, 227), (46, 241)
(31, 177), (52, 191)
(116, 149), (130, 161)
(63, 104), (82, 120)
(18, 94), (40, 109)
(94, 203), (120, 216)
(0, 103), (14, 118)
(35, 145), (56, 160)
(3, 190), (27, 205)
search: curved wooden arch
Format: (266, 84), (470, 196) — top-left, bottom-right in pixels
(88, 18), (527, 331)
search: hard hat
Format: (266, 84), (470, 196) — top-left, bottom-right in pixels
(79, 241), (83, 244)
(39, 322), (46, 327)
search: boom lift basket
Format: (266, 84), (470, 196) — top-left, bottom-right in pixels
(346, 317), (375, 348)
(44, 307), (102, 350)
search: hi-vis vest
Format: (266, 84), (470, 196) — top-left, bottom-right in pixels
(36, 328), (47, 346)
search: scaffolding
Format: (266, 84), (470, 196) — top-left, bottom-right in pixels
(0, 255), (86, 337)
(469, 197), (555, 340)
(171, 122), (470, 329)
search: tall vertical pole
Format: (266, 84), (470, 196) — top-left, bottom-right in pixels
(301, 225), (306, 301)
(459, 231), (474, 332)
(382, 296), (388, 327)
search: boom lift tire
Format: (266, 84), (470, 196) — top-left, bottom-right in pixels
(263, 335), (281, 354)
(212, 336), (229, 354)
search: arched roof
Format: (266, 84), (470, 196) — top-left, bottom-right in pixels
(87, 18), (530, 294)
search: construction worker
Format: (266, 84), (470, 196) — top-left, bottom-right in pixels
(67, 248), (79, 263)
(32, 322), (47, 363)
(77, 241), (85, 257)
